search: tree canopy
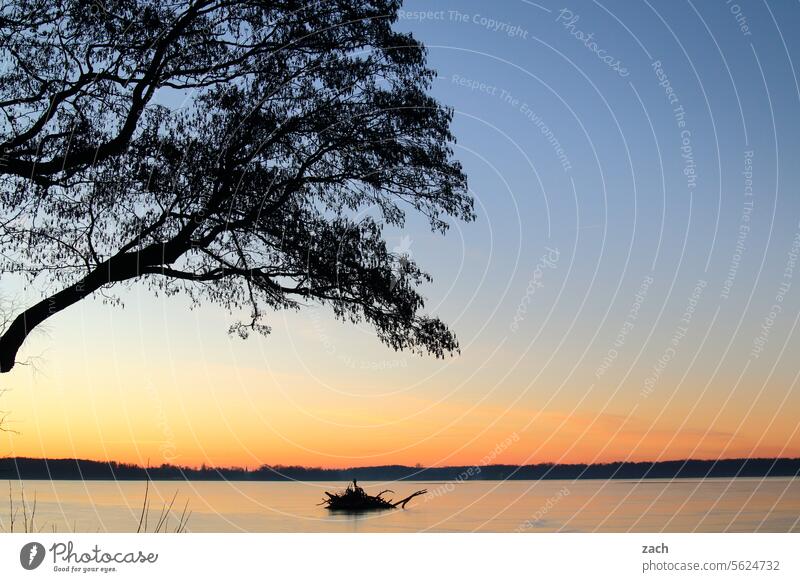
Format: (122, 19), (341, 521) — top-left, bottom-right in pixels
(0, 0), (473, 372)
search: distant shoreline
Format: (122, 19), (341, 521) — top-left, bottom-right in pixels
(2, 457), (798, 482)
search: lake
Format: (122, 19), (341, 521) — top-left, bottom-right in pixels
(4, 478), (798, 533)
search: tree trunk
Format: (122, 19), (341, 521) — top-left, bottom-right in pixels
(0, 269), (112, 372)
(0, 230), (198, 372)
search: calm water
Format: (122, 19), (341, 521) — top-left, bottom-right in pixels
(4, 478), (798, 533)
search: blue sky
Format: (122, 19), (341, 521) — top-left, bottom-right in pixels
(394, 0), (800, 384)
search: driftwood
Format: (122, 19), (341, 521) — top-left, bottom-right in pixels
(320, 481), (427, 511)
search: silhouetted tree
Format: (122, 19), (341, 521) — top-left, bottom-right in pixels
(0, 0), (473, 372)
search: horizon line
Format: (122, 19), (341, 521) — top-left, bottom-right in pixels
(3, 454), (800, 472)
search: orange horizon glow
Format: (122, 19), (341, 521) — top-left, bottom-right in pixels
(2, 288), (799, 473)
(5, 362), (798, 470)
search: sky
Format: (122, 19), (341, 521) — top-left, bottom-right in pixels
(3, 0), (800, 469)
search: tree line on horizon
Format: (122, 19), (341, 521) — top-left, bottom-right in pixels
(1, 456), (798, 481)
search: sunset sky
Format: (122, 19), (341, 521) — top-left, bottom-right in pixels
(3, 0), (800, 469)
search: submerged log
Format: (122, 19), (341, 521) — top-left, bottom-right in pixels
(320, 480), (427, 511)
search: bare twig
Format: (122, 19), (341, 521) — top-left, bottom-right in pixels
(20, 487), (27, 533)
(136, 479), (149, 534)
(136, 481), (189, 533)
(29, 491), (36, 532)
(175, 499), (190, 533)
(154, 491), (178, 533)
(7, 481), (13, 533)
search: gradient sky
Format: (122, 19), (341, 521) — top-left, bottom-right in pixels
(3, 0), (800, 469)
